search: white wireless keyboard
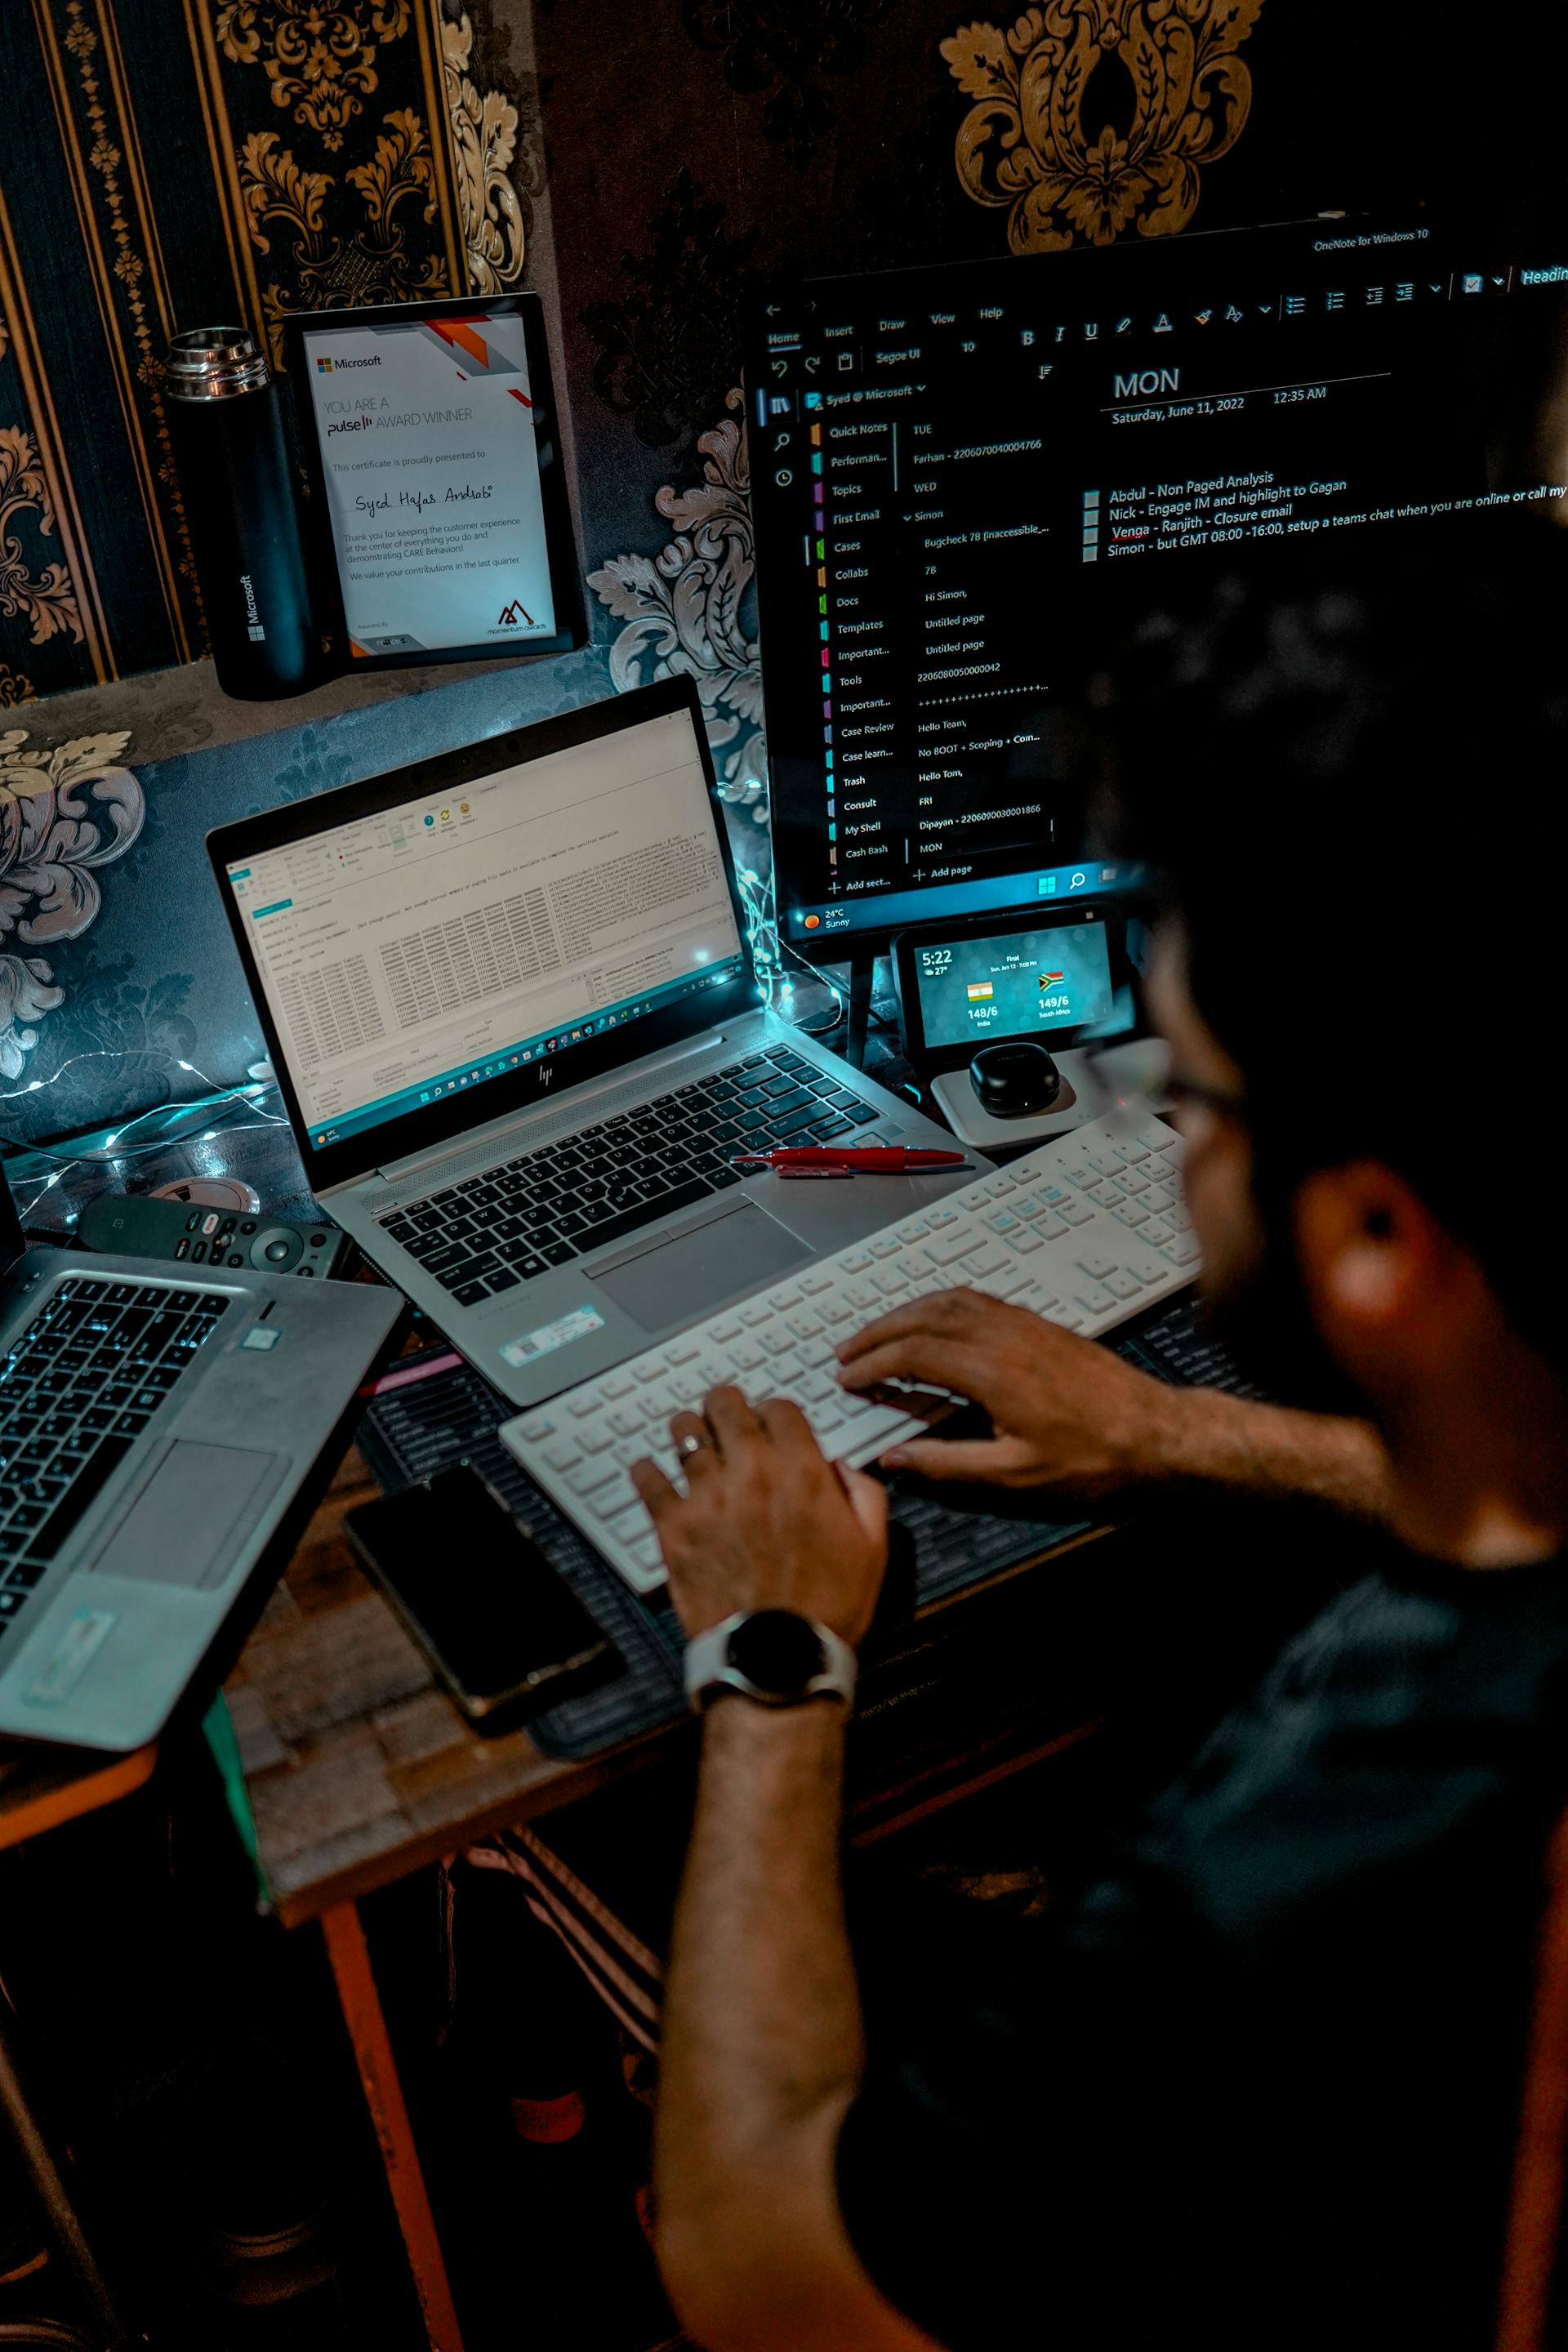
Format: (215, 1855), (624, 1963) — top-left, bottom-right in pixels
(501, 1113), (1196, 1595)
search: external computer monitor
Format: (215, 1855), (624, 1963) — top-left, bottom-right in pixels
(748, 216), (1568, 960)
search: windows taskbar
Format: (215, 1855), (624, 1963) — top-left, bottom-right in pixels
(306, 957), (748, 1149)
(786, 860), (1147, 941)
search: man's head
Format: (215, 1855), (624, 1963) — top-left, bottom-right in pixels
(1107, 522), (1568, 1441)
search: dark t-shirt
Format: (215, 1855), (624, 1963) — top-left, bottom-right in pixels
(839, 1550), (1568, 2349)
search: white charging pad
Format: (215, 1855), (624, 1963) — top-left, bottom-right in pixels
(929, 1038), (1170, 1151)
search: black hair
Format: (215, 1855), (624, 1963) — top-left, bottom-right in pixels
(1103, 514), (1568, 1355)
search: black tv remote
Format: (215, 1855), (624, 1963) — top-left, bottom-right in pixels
(79, 1192), (353, 1280)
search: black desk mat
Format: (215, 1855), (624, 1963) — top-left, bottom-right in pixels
(358, 1295), (1245, 1762)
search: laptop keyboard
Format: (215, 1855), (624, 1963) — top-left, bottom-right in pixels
(375, 1045), (882, 1308)
(0, 1277), (230, 1612)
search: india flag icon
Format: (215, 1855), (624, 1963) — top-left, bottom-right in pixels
(967, 982), (995, 1002)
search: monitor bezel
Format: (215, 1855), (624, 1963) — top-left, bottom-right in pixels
(748, 212), (1520, 965)
(283, 292), (586, 670)
(206, 676), (756, 1199)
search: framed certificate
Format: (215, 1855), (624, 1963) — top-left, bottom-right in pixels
(285, 295), (584, 667)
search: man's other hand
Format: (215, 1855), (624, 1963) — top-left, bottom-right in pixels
(836, 1287), (1175, 1499)
(630, 1388), (889, 1646)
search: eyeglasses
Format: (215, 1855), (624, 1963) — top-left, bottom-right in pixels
(1083, 1042), (1249, 1135)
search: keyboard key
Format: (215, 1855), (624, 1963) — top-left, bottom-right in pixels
(27, 1435), (134, 1561)
(589, 1474), (638, 1521)
(452, 1281), (490, 1306)
(578, 1178), (714, 1256)
(921, 1232), (982, 1270)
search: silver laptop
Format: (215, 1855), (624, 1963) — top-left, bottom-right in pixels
(0, 1174), (403, 1751)
(210, 679), (977, 1411)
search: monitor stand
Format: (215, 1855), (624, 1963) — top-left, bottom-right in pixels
(844, 947), (876, 1071)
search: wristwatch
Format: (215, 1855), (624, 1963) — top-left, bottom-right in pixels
(684, 1610), (858, 1713)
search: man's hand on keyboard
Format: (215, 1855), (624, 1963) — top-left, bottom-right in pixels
(630, 1386), (890, 1644)
(835, 1289), (1176, 1501)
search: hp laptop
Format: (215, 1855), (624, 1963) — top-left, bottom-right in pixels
(210, 678), (977, 1411)
(0, 1169), (403, 1751)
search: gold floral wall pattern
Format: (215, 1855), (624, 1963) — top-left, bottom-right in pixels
(942, 0), (1265, 253)
(0, 1), (549, 688)
(0, 429), (82, 665)
(215, 0), (414, 151)
(442, 10), (532, 291)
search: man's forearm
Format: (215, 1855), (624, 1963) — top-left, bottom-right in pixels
(1143, 1388), (1392, 1522)
(655, 1699), (932, 2351)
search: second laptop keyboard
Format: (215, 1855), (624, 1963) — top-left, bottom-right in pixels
(0, 1277), (229, 1603)
(376, 1042), (883, 1307)
(502, 1112), (1195, 1595)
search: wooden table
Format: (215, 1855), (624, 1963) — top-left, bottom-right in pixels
(8, 1013), (1093, 2349)
(218, 1431), (1113, 2352)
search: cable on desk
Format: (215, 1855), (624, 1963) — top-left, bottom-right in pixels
(1, 1067), (285, 1222)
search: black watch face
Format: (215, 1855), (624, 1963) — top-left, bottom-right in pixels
(727, 1610), (828, 1696)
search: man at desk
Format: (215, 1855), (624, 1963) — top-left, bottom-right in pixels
(633, 532), (1568, 2350)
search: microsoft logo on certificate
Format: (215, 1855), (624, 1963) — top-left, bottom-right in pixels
(497, 599), (536, 628)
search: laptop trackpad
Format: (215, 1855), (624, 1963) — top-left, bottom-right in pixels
(595, 1203), (809, 1332)
(91, 1443), (286, 1590)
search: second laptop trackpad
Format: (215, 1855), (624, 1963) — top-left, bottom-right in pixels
(91, 1442), (286, 1589)
(595, 1203), (809, 1332)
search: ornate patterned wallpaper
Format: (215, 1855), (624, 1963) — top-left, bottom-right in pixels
(942, 2), (1264, 252)
(0, 0), (533, 704)
(4, 0), (1544, 1145)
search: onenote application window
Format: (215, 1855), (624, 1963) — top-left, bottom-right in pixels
(751, 220), (1568, 943)
(917, 921), (1113, 1049)
(228, 712), (745, 1149)
(300, 309), (558, 657)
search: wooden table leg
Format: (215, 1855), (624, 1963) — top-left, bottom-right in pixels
(321, 1900), (466, 2352)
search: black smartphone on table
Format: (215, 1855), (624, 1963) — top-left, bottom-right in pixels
(347, 1465), (621, 1731)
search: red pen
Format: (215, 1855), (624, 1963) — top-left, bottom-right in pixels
(732, 1147), (969, 1173)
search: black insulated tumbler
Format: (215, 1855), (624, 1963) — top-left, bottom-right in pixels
(164, 327), (317, 700)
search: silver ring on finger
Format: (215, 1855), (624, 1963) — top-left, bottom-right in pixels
(678, 1431), (715, 1462)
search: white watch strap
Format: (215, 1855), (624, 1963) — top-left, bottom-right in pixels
(684, 1611), (858, 1713)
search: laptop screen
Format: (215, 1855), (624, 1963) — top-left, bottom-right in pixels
(222, 706), (746, 1155)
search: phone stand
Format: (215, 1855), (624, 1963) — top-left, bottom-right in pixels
(929, 1037), (1169, 1150)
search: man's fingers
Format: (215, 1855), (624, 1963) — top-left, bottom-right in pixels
(835, 1289), (993, 1365)
(630, 1455), (682, 1518)
(879, 1432), (1041, 1486)
(668, 1410), (719, 1473)
(756, 1396), (822, 1454)
(703, 1383), (763, 1453)
(839, 1463), (890, 1547)
(836, 1332), (991, 1401)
